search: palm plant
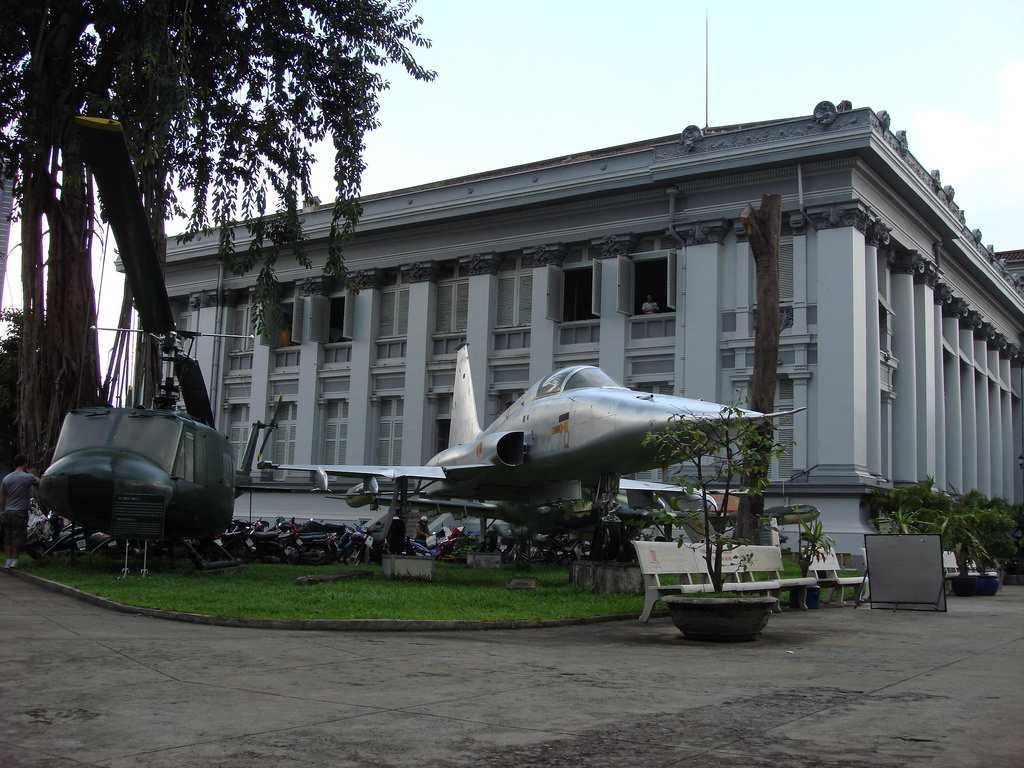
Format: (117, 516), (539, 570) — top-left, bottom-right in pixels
(797, 519), (834, 578)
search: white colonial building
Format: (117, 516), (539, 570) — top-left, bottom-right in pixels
(163, 100), (1023, 551)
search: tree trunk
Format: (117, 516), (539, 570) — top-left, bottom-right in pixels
(736, 194), (782, 542)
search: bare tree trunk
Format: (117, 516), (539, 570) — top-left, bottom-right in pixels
(736, 194), (782, 542)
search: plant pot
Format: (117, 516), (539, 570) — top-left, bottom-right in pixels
(974, 574), (1000, 596)
(662, 596), (776, 642)
(950, 575), (977, 597)
(787, 586), (821, 610)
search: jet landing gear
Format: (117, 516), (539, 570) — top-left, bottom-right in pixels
(589, 475), (629, 562)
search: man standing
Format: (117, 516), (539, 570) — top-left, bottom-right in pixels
(1, 454), (37, 568)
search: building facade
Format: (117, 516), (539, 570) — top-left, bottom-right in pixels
(164, 100), (1024, 552)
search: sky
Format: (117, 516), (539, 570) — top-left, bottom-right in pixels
(3, 0), (1023, 353)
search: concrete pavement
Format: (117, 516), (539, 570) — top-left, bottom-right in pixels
(2, 573), (1022, 767)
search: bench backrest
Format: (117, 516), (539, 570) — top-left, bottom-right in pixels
(810, 550), (842, 574)
(943, 550), (958, 574)
(633, 541), (707, 576)
(720, 545), (783, 581)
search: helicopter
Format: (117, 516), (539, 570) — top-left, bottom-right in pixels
(37, 116), (279, 568)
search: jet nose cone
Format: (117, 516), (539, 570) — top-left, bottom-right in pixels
(637, 394), (763, 426)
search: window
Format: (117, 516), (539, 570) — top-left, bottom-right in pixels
(226, 404), (250, 466)
(320, 400), (349, 463)
(435, 396), (452, 455)
(775, 379), (795, 480)
(537, 368), (575, 397)
(879, 303), (892, 354)
(779, 236), (794, 302)
(496, 272), (533, 328)
(174, 430), (195, 482)
(563, 268), (593, 322)
(376, 397), (404, 465)
(228, 302), (254, 352)
(379, 288), (409, 338)
(328, 297), (346, 343)
(268, 402), (298, 465)
(435, 281), (469, 333)
(564, 367), (618, 391)
(634, 258), (669, 315)
(272, 303), (295, 349)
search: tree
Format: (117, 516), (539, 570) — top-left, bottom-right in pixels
(643, 406), (781, 592)
(0, 1), (435, 468)
(0, 308), (22, 469)
(735, 193), (783, 542)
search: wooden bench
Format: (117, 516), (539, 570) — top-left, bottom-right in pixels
(809, 551), (867, 605)
(633, 541), (714, 623)
(724, 545), (812, 609)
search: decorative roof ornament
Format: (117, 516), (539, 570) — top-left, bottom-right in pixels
(593, 233), (638, 259)
(812, 100), (838, 126)
(894, 130), (909, 156)
(836, 100), (853, 113)
(971, 228), (984, 245)
(929, 169), (942, 192)
(943, 185), (956, 203)
(876, 110), (891, 131)
(679, 125), (703, 152)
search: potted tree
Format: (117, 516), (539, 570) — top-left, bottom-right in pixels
(643, 405), (782, 641)
(939, 491), (986, 597)
(973, 499), (1016, 595)
(796, 519), (834, 609)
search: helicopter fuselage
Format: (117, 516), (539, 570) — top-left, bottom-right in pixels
(39, 407), (235, 540)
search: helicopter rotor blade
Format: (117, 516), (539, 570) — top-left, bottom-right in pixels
(173, 356), (215, 426)
(74, 116), (176, 335)
(257, 395), (286, 460)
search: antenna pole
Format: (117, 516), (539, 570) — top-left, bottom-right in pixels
(705, 9), (709, 129)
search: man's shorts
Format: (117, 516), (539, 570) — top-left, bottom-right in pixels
(1, 511), (28, 548)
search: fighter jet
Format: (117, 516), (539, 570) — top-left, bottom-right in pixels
(263, 346), (791, 530)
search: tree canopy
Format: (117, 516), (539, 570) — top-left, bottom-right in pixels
(0, 1), (434, 466)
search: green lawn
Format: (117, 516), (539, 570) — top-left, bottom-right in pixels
(18, 557), (644, 622)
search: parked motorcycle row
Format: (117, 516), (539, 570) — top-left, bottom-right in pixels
(23, 502), (591, 568)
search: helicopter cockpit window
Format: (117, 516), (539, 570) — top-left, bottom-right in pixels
(51, 411), (115, 462)
(563, 367), (619, 391)
(173, 431), (195, 482)
(115, 415), (182, 472)
(536, 368), (575, 398)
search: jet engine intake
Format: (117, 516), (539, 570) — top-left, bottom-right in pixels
(346, 476), (379, 508)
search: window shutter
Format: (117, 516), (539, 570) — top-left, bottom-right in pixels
(379, 291), (395, 337)
(289, 299), (304, 344)
(342, 291), (355, 340)
(435, 284), (452, 333)
(455, 282), (469, 331)
(304, 294), (329, 342)
(779, 236), (794, 302)
(496, 277), (515, 327)
(591, 257), (602, 317)
(546, 265), (563, 321)
(616, 255), (634, 315)
(776, 379), (794, 479)
(396, 289), (409, 335)
(665, 250), (678, 310)
(518, 273), (532, 326)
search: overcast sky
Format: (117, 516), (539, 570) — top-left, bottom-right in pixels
(3, 0), (1022, 349)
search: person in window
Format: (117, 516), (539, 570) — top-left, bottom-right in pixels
(641, 294), (660, 314)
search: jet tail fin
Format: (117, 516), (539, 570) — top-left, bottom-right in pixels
(449, 345), (481, 448)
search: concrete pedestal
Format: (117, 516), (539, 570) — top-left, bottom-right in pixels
(570, 561), (642, 595)
(382, 555), (435, 580)
(466, 552), (503, 569)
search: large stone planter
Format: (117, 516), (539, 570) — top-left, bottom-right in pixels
(466, 552), (503, 569)
(382, 554), (435, 580)
(663, 596), (776, 642)
(570, 561), (642, 595)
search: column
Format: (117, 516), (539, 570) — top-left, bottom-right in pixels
(975, 327), (990, 496)
(913, 262), (937, 480)
(792, 375), (810, 472)
(734, 230), (751, 341)
(1001, 354), (1014, 500)
(1013, 355), (1023, 502)
(594, 234), (635, 384)
(191, 292), (219, 394)
(293, 282), (325, 464)
(345, 269), (380, 463)
(525, 245), (563, 384)
(960, 316), (978, 491)
(808, 205), (869, 481)
(399, 262), (436, 464)
(863, 221), (886, 476)
(988, 343), (1003, 498)
(932, 299), (946, 491)
(890, 254), (918, 483)
(681, 221), (727, 401)
(942, 310), (963, 493)
(462, 253), (498, 429)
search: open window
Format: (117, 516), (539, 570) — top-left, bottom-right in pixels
(632, 251), (677, 315)
(563, 267), (594, 321)
(328, 296), (349, 342)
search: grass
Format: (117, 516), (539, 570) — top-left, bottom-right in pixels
(17, 556), (644, 622)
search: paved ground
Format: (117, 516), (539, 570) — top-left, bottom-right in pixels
(2, 574), (1022, 768)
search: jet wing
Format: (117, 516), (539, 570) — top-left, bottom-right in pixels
(262, 463), (491, 482)
(620, 478), (697, 495)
